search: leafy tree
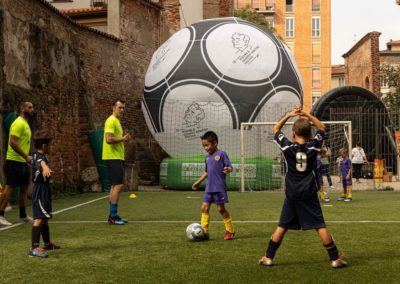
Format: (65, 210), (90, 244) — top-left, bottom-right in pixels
(380, 64), (400, 122)
(234, 5), (274, 33)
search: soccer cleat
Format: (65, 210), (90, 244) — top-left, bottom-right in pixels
(0, 216), (12, 226)
(331, 258), (348, 268)
(108, 215), (125, 225)
(330, 185), (335, 189)
(29, 247), (48, 258)
(337, 196), (345, 201)
(344, 198), (352, 202)
(203, 233), (210, 241)
(116, 215), (128, 223)
(324, 198), (331, 202)
(224, 231), (235, 240)
(19, 216), (33, 223)
(42, 241), (61, 250)
(259, 256), (273, 266)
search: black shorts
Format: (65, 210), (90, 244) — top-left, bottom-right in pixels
(104, 160), (124, 186)
(32, 183), (52, 220)
(278, 195), (326, 230)
(6, 160), (30, 187)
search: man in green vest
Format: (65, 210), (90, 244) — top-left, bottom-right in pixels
(103, 99), (131, 225)
(0, 102), (34, 226)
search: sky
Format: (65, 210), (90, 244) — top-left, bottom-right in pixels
(331, 0), (400, 64)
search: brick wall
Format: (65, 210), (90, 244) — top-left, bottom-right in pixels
(343, 32), (381, 95)
(0, 0), (175, 190)
(203, 0), (232, 19)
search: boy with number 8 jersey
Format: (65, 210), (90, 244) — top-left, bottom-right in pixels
(258, 106), (347, 268)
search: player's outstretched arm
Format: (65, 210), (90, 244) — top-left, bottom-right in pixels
(272, 105), (301, 134)
(192, 172), (208, 190)
(300, 110), (325, 132)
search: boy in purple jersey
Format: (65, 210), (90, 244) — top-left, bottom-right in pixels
(337, 148), (353, 202)
(192, 131), (235, 240)
(259, 106), (347, 268)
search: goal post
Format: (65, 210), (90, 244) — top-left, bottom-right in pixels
(240, 121), (352, 192)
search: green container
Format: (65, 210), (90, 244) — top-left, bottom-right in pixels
(88, 129), (111, 192)
(160, 156), (281, 190)
(3, 112), (19, 204)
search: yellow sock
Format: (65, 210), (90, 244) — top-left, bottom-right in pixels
(347, 187), (352, 199)
(223, 217), (234, 233)
(201, 213), (210, 233)
(319, 189), (325, 200)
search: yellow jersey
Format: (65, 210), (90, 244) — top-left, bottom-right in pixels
(102, 115), (125, 160)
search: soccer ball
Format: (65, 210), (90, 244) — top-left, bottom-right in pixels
(186, 223), (205, 241)
(142, 17), (303, 158)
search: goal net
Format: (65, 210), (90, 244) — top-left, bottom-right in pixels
(239, 121), (353, 192)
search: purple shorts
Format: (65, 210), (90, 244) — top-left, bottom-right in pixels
(342, 177), (352, 186)
(203, 191), (229, 204)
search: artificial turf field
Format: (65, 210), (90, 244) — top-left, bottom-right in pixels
(1, 190), (399, 284)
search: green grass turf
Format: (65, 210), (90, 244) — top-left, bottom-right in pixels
(1, 191), (400, 283)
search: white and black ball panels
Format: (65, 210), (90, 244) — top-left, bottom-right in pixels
(142, 17), (303, 157)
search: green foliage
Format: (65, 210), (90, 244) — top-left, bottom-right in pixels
(380, 64), (400, 116)
(234, 5), (274, 33)
(1, 191), (400, 282)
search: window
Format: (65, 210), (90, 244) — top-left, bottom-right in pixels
(312, 68), (321, 89)
(312, 92), (321, 105)
(286, 17), (294, 38)
(312, 42), (321, 63)
(339, 77), (345, 87)
(266, 17), (274, 29)
(381, 75), (388, 88)
(286, 42), (295, 54)
(286, 0), (294, 12)
(312, 17), (320, 37)
(312, 0), (320, 12)
(252, 0), (260, 10)
(236, 0), (247, 9)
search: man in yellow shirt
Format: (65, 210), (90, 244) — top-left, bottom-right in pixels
(0, 102), (34, 226)
(103, 99), (131, 225)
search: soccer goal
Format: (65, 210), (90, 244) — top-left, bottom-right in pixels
(239, 121), (352, 192)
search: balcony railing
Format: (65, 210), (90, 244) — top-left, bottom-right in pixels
(91, 0), (107, 8)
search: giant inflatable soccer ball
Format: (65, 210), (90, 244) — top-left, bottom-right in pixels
(142, 17), (303, 157)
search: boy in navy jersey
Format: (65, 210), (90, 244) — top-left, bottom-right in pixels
(28, 131), (60, 258)
(192, 131), (235, 240)
(259, 106), (347, 268)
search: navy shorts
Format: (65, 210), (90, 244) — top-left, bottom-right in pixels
(203, 191), (229, 204)
(342, 176), (352, 186)
(6, 160), (30, 187)
(278, 195), (326, 230)
(32, 183), (52, 220)
(104, 160), (124, 186)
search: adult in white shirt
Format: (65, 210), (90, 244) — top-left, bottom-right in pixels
(351, 142), (368, 183)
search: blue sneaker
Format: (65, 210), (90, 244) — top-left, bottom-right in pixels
(108, 215), (125, 225)
(116, 215), (128, 223)
(29, 247), (48, 258)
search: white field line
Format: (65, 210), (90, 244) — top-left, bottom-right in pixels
(0, 195), (108, 232)
(48, 220), (400, 224)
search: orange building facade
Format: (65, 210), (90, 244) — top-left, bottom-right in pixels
(235, 0), (331, 110)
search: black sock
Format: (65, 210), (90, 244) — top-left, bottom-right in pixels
(32, 226), (41, 248)
(40, 223), (51, 244)
(0, 210), (4, 216)
(266, 239), (281, 259)
(324, 240), (339, 261)
(19, 206), (27, 218)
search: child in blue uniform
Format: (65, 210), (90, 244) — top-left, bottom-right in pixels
(259, 106), (347, 268)
(28, 131), (60, 258)
(192, 131), (235, 240)
(337, 148), (352, 202)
